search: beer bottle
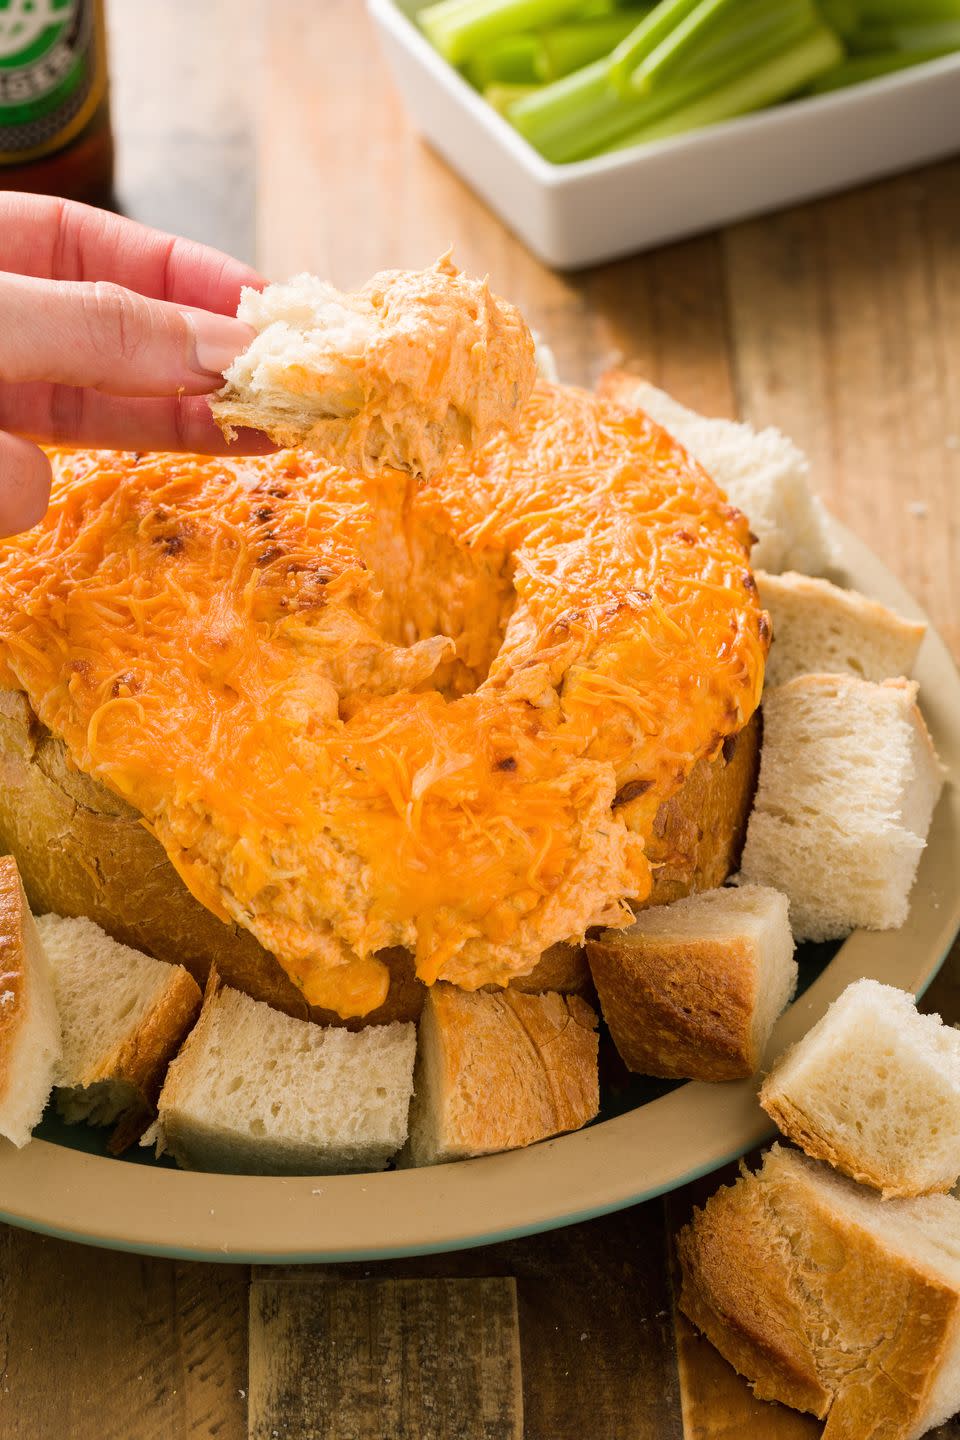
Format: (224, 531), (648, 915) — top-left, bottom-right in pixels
(0, 0), (113, 207)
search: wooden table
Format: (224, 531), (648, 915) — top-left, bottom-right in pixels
(2, 4), (958, 1436)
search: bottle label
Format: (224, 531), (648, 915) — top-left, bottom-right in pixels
(0, 0), (106, 165)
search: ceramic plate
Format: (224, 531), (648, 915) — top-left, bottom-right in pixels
(0, 521), (957, 1262)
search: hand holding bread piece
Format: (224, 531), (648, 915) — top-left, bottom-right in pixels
(152, 978), (416, 1175)
(598, 372), (834, 575)
(0, 857), (60, 1148)
(403, 986), (599, 1166)
(586, 885), (796, 1082)
(37, 914), (201, 1152)
(678, 1145), (960, 1439)
(739, 675), (943, 941)
(760, 979), (960, 1198)
(209, 257), (537, 477)
(758, 569), (926, 687)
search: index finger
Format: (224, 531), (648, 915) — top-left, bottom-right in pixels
(0, 192), (266, 315)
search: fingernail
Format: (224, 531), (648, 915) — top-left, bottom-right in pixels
(183, 312), (255, 378)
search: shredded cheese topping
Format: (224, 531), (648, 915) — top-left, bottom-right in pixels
(0, 381), (766, 1016)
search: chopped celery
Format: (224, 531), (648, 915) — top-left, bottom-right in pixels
(818, 0), (860, 36)
(464, 34), (541, 85)
(807, 47), (954, 90)
(602, 21), (843, 146)
(849, 19), (960, 50)
(536, 12), (647, 78)
(508, 0), (824, 159)
(607, 0), (706, 84)
(464, 12), (648, 87)
(484, 81), (545, 111)
(418, 0), (586, 64)
(629, 0), (743, 93)
(857, 0), (960, 18)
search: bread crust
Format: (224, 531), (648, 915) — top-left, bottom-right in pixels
(0, 688), (756, 1026)
(0, 854), (60, 1142)
(759, 1086), (956, 1200)
(411, 984), (600, 1162)
(641, 713), (760, 907)
(0, 855), (30, 1106)
(586, 931), (759, 1081)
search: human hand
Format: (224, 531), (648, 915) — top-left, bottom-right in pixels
(0, 193), (272, 538)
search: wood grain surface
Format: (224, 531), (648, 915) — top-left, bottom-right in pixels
(0, 2), (957, 1437)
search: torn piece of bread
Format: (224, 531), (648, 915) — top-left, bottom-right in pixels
(0, 857), (60, 1147)
(36, 914), (201, 1151)
(678, 1145), (960, 1439)
(404, 985), (599, 1167)
(598, 372), (833, 575)
(739, 675), (943, 941)
(586, 885), (796, 1082)
(761, 979), (960, 1198)
(759, 570), (926, 687)
(153, 981), (416, 1174)
(210, 257), (537, 477)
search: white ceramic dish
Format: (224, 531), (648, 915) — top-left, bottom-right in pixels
(368, 0), (960, 269)
(0, 520), (957, 1264)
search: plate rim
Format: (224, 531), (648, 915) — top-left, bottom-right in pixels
(1, 518), (958, 1263)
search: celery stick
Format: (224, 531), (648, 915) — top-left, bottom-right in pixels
(850, 19), (960, 51)
(465, 34), (541, 86)
(669, 0), (820, 85)
(631, 0), (822, 95)
(818, 0), (860, 36)
(507, 56), (689, 159)
(419, 0), (585, 64)
(607, 0), (706, 86)
(630, 0), (743, 93)
(484, 81), (545, 111)
(859, 0), (960, 19)
(603, 22), (843, 146)
(537, 12), (647, 79)
(807, 47), (953, 91)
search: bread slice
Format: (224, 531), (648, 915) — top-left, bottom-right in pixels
(760, 979), (960, 1197)
(404, 985), (599, 1166)
(0, 857), (60, 1147)
(759, 570), (926, 687)
(209, 262), (536, 477)
(739, 675), (943, 941)
(598, 372), (834, 575)
(153, 979), (416, 1174)
(678, 1145), (960, 1439)
(36, 914), (201, 1150)
(586, 885), (796, 1081)
(0, 687), (755, 1027)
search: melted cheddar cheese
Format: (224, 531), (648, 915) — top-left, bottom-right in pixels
(0, 382), (767, 1017)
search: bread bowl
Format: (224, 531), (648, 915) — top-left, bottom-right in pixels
(0, 683), (757, 1025)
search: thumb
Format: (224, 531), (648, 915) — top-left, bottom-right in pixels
(0, 431), (52, 538)
(0, 273), (254, 398)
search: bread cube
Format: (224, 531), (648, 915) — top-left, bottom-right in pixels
(36, 913), (201, 1150)
(0, 858), (60, 1147)
(758, 570), (925, 687)
(739, 675), (943, 941)
(586, 884), (796, 1081)
(404, 985), (599, 1166)
(153, 979), (416, 1174)
(761, 978), (960, 1197)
